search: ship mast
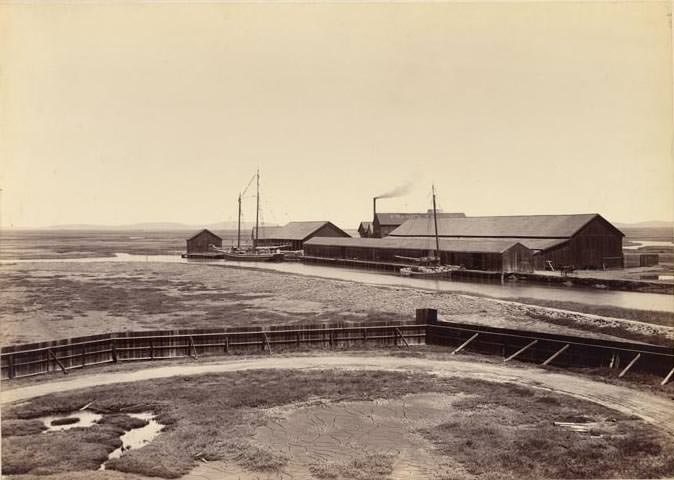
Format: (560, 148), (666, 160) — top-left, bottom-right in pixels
(254, 169), (260, 251)
(432, 185), (440, 265)
(237, 193), (242, 249)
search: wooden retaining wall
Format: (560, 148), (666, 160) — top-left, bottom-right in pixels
(417, 309), (674, 384)
(0, 320), (425, 380)
(2, 311), (672, 385)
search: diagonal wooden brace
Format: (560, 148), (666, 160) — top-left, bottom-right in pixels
(618, 353), (640, 378)
(451, 333), (479, 355)
(504, 340), (538, 362)
(542, 344), (570, 366)
(48, 349), (68, 375)
(395, 328), (410, 348)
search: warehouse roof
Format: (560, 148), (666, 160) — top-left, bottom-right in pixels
(254, 221), (349, 241)
(375, 212), (466, 226)
(388, 214), (623, 239)
(304, 236), (527, 254)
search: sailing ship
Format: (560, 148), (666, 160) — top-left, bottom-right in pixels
(399, 186), (462, 277)
(210, 170), (284, 262)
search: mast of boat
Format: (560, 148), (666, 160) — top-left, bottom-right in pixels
(254, 169), (260, 251)
(432, 185), (440, 265)
(237, 193), (242, 249)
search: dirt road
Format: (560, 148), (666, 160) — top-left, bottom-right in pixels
(3, 355), (673, 436)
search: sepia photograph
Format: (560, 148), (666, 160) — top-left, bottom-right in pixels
(1, 1), (673, 478)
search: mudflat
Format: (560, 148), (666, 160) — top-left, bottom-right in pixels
(1, 261), (672, 345)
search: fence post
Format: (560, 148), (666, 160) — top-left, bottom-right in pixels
(416, 308), (437, 324)
(8, 354), (15, 379)
(150, 339), (154, 360)
(225, 335), (229, 354)
(111, 340), (118, 363)
(81, 347), (86, 368)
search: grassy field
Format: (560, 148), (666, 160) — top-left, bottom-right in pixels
(3, 369), (673, 479)
(1, 261), (673, 346)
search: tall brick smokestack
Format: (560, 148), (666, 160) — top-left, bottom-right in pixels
(373, 197), (377, 223)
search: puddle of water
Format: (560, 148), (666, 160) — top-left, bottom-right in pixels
(40, 410), (102, 431)
(101, 412), (164, 469)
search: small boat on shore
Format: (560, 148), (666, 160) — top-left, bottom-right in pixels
(399, 264), (462, 277)
(210, 245), (284, 262)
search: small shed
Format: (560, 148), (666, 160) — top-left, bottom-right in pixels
(358, 221), (373, 238)
(186, 229), (222, 254)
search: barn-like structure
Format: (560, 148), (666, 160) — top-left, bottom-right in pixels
(253, 221), (350, 251)
(304, 237), (533, 272)
(387, 213), (624, 270)
(186, 229), (222, 254)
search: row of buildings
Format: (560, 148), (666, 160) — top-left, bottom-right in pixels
(187, 211), (625, 273)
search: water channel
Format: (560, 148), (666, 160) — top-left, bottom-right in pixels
(1, 253), (672, 312)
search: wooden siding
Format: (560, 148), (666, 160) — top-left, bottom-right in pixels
(533, 217), (623, 269)
(304, 243), (533, 272)
(186, 231), (222, 253)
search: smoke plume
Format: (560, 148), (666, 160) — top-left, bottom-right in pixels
(375, 181), (414, 199)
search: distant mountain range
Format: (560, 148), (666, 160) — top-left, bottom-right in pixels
(614, 221), (674, 229)
(35, 221), (262, 231)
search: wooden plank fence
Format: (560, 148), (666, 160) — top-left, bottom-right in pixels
(2, 310), (672, 385)
(0, 321), (425, 380)
(417, 308), (674, 384)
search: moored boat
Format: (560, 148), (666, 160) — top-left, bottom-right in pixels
(217, 169), (285, 262)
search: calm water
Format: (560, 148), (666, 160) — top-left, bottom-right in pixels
(2, 253), (672, 313)
(624, 240), (674, 250)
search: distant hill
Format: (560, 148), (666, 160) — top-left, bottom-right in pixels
(34, 221), (261, 231)
(614, 221), (674, 229)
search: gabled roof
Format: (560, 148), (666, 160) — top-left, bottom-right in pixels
(358, 221), (373, 231)
(254, 221), (349, 241)
(375, 212), (466, 226)
(304, 236), (526, 254)
(388, 214), (623, 239)
(187, 228), (222, 241)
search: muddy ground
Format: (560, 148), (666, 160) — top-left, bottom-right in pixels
(1, 261), (673, 345)
(3, 357), (674, 479)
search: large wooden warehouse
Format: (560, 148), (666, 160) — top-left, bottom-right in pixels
(387, 213), (624, 270)
(304, 237), (534, 272)
(253, 221), (350, 251)
(372, 212), (465, 238)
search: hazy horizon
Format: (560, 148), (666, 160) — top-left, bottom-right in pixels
(1, 1), (672, 229)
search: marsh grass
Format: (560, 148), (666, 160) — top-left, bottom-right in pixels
(3, 370), (674, 479)
(420, 379), (674, 479)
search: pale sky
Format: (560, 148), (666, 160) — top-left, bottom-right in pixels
(1, 1), (672, 229)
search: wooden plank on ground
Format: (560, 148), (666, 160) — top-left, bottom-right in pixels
(542, 344), (570, 366)
(451, 333), (479, 355)
(618, 353), (641, 378)
(504, 340), (538, 362)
